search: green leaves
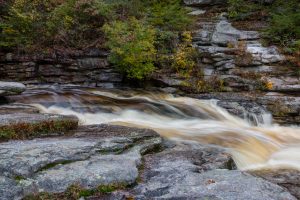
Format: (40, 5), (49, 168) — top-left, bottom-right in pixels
(103, 18), (156, 79)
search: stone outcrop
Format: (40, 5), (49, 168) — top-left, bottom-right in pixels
(0, 124), (162, 200)
(190, 92), (300, 125)
(0, 81), (26, 96)
(193, 15), (289, 91)
(0, 50), (123, 87)
(0, 127), (297, 200)
(106, 142), (296, 200)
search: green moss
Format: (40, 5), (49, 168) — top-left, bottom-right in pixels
(14, 175), (25, 183)
(23, 183), (128, 200)
(0, 119), (78, 141)
(38, 160), (76, 172)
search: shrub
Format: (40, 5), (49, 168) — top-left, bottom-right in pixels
(0, 0), (113, 49)
(227, 0), (262, 20)
(264, 5), (300, 47)
(103, 18), (156, 79)
(145, 0), (192, 31)
(46, 0), (114, 48)
(172, 31), (199, 78)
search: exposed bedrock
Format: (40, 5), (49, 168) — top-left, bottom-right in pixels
(0, 124), (162, 200)
(0, 81), (26, 96)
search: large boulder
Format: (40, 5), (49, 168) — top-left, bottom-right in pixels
(0, 81), (26, 96)
(0, 124), (162, 199)
(114, 142), (296, 200)
(211, 20), (259, 46)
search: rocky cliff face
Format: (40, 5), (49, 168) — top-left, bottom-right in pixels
(0, 50), (123, 87)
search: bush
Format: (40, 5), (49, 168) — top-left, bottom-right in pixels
(103, 18), (156, 79)
(172, 31), (199, 78)
(145, 0), (192, 31)
(264, 0), (300, 50)
(46, 0), (114, 48)
(0, 0), (113, 49)
(227, 0), (262, 20)
(1, 0), (195, 80)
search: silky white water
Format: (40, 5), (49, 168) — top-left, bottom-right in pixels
(14, 87), (300, 171)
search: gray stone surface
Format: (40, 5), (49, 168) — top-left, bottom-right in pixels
(0, 52), (123, 86)
(122, 143), (296, 200)
(246, 42), (285, 64)
(184, 0), (226, 6)
(0, 125), (162, 199)
(0, 103), (40, 114)
(252, 169), (300, 199)
(0, 113), (78, 127)
(0, 81), (26, 96)
(212, 20), (259, 46)
(0, 176), (23, 200)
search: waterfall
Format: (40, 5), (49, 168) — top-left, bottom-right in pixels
(14, 86), (300, 171)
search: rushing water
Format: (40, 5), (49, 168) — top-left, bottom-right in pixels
(12, 85), (300, 171)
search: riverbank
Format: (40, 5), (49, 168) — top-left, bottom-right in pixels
(0, 1), (299, 199)
(0, 84), (300, 199)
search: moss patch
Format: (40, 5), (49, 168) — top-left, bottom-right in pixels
(0, 119), (78, 141)
(23, 183), (128, 200)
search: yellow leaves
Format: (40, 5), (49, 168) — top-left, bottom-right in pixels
(3, 27), (16, 34)
(182, 31), (192, 43)
(171, 32), (197, 78)
(63, 15), (75, 29)
(260, 77), (273, 90)
(265, 80), (273, 90)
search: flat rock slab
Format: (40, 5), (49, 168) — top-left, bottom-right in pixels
(0, 113), (77, 126)
(0, 81), (26, 96)
(0, 113), (79, 140)
(109, 142), (296, 200)
(0, 103), (40, 114)
(0, 125), (162, 199)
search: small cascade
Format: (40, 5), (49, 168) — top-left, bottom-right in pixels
(13, 86), (300, 171)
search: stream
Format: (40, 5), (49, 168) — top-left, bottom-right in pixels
(12, 85), (300, 171)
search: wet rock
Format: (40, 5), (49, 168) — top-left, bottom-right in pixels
(216, 101), (271, 124)
(0, 125), (162, 199)
(0, 113), (78, 127)
(256, 93), (300, 125)
(0, 103), (40, 114)
(126, 143), (295, 200)
(0, 81), (26, 96)
(190, 92), (300, 125)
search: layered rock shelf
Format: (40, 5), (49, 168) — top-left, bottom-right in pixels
(0, 50), (123, 87)
(0, 124), (297, 200)
(0, 1), (300, 199)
